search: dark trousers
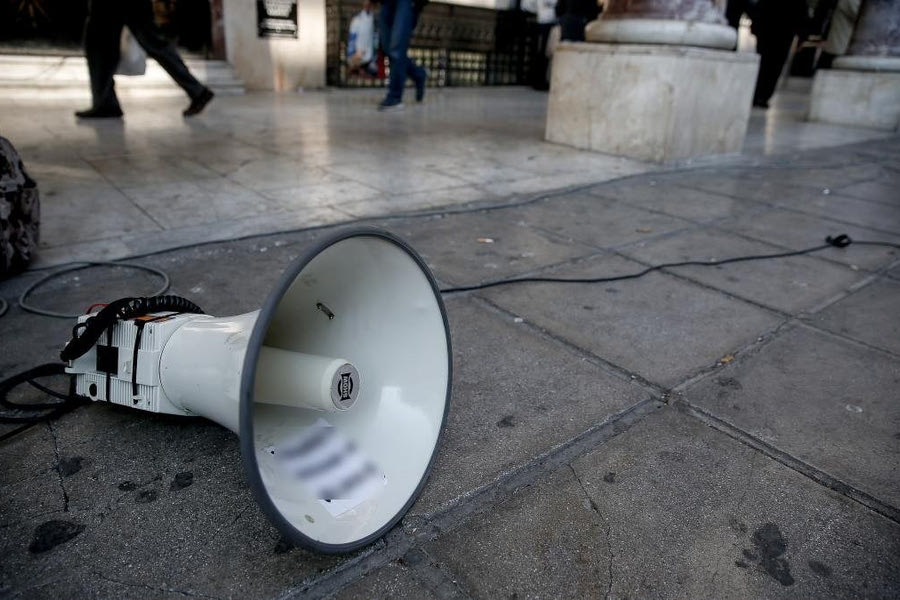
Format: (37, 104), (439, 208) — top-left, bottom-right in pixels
(531, 22), (553, 90)
(753, 29), (796, 106)
(559, 15), (587, 42)
(85, 0), (206, 111)
(380, 0), (425, 103)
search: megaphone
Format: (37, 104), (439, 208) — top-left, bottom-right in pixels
(64, 227), (451, 553)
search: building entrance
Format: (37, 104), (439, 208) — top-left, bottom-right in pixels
(0, 0), (224, 58)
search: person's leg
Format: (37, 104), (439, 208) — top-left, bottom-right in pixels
(379, 0), (398, 103)
(753, 29), (795, 107)
(406, 6), (426, 101)
(125, 0), (208, 101)
(532, 23), (552, 90)
(81, 0), (125, 115)
(382, 0), (417, 105)
(406, 55), (427, 101)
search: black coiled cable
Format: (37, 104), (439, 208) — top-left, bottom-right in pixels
(60, 295), (204, 362)
(0, 363), (85, 424)
(1, 295), (204, 425)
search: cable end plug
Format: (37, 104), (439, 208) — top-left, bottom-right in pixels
(826, 234), (852, 248)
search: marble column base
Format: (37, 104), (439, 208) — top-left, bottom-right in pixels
(546, 43), (759, 163)
(832, 55), (900, 73)
(808, 67), (900, 131)
(586, 18), (736, 50)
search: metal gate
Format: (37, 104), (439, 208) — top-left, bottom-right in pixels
(326, 0), (537, 87)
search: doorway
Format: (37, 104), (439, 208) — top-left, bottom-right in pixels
(0, 0), (225, 58)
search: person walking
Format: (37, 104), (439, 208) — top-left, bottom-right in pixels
(76, 0), (214, 119)
(749, 0), (809, 108)
(378, 0), (427, 111)
(530, 0), (558, 90)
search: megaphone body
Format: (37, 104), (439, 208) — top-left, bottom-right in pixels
(65, 228), (451, 553)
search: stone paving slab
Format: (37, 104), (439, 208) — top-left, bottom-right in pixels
(336, 186), (498, 219)
(480, 254), (782, 388)
(677, 175), (834, 207)
(377, 212), (598, 287)
(332, 561), (440, 600)
(497, 192), (695, 250)
(811, 278), (900, 356)
(122, 178), (284, 230)
(86, 154), (220, 189)
(426, 408), (900, 600)
(0, 425), (60, 527)
(888, 262), (900, 280)
(0, 406), (346, 600)
(589, 177), (767, 224)
(769, 192), (900, 237)
(837, 179), (900, 207)
(684, 324), (900, 509)
(409, 297), (651, 517)
(40, 185), (162, 250)
(713, 207), (900, 271)
(733, 162), (888, 191)
(2, 405), (341, 598)
(618, 227), (865, 314)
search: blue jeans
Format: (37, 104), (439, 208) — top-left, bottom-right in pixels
(380, 0), (425, 102)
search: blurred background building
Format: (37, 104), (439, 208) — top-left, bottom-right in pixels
(0, 0), (896, 143)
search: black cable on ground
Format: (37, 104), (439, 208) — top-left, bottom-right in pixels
(440, 234), (898, 294)
(0, 295), (204, 425)
(0, 363), (85, 424)
(2, 234), (898, 426)
(0, 297), (7, 318)
(18, 261), (171, 319)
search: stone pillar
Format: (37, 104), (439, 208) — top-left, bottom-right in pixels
(809, 0), (900, 130)
(223, 0), (326, 91)
(586, 0), (735, 49)
(546, 0), (760, 162)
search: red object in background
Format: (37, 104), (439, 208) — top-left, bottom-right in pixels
(377, 49), (387, 79)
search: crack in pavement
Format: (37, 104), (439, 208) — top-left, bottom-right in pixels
(172, 501), (256, 577)
(46, 421), (69, 512)
(402, 547), (475, 600)
(91, 571), (224, 599)
(569, 464), (614, 600)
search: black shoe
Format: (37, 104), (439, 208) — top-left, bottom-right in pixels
(184, 88), (214, 117)
(377, 98), (405, 112)
(75, 106), (123, 119)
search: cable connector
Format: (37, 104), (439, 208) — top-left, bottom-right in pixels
(826, 234), (852, 248)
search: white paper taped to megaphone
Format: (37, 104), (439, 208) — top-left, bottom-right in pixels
(65, 227), (452, 553)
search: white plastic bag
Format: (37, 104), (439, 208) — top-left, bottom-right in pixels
(116, 27), (147, 76)
(347, 10), (375, 67)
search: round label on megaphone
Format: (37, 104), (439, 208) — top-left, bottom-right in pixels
(330, 363), (360, 410)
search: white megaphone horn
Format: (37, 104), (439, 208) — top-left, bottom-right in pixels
(64, 227), (452, 553)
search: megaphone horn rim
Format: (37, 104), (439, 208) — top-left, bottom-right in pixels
(238, 226), (453, 554)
